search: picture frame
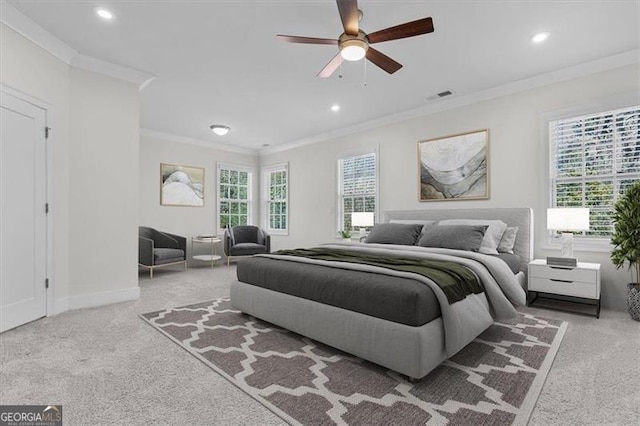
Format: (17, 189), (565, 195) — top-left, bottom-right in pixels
(160, 163), (205, 207)
(417, 129), (489, 201)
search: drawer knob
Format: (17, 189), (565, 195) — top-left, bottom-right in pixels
(550, 278), (574, 283)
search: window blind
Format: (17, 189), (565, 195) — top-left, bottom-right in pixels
(550, 105), (640, 237)
(339, 152), (377, 231)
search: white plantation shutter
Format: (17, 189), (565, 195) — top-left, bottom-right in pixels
(338, 152), (377, 231)
(550, 105), (640, 238)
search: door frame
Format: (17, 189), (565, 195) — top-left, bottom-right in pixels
(1, 83), (55, 317)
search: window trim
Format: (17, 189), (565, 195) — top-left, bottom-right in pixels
(261, 162), (289, 236)
(543, 91), (640, 251)
(336, 148), (379, 234)
(216, 162), (254, 234)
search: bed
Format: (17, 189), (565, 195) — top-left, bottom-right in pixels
(230, 207), (533, 380)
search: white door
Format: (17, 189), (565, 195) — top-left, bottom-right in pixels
(0, 91), (47, 333)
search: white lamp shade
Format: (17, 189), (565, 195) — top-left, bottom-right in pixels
(547, 208), (590, 231)
(351, 212), (374, 227)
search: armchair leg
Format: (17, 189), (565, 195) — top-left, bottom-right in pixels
(150, 267), (153, 279)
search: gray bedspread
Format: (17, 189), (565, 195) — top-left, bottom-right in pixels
(257, 242), (526, 357)
(237, 256), (441, 326)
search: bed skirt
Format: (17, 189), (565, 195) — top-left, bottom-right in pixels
(231, 280), (448, 379)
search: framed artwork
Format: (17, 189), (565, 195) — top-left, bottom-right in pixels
(160, 163), (205, 207)
(417, 129), (489, 201)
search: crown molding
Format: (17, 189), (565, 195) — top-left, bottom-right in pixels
(1, 1), (155, 88)
(260, 49), (640, 156)
(0, 0), (76, 63)
(71, 54), (155, 88)
(140, 128), (258, 156)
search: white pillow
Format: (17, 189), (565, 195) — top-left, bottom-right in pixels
(498, 227), (518, 254)
(437, 219), (508, 255)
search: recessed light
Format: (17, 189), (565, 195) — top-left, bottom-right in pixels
(210, 125), (230, 136)
(95, 8), (115, 20)
(331, 104), (340, 112)
(531, 32), (550, 44)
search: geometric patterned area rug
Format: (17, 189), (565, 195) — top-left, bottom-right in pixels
(141, 298), (567, 426)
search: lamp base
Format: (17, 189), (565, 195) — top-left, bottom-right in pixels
(546, 256), (577, 267)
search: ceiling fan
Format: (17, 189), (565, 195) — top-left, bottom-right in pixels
(276, 0), (434, 78)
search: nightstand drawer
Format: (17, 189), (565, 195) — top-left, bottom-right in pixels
(529, 264), (596, 283)
(529, 277), (598, 299)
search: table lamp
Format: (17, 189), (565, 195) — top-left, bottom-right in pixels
(351, 212), (374, 239)
(547, 207), (589, 266)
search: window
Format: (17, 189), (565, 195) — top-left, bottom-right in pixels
(338, 152), (377, 232)
(217, 163), (253, 231)
(550, 105), (640, 238)
(262, 163), (288, 235)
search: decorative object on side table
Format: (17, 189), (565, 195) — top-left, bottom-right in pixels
(351, 212), (374, 240)
(610, 180), (640, 321)
(418, 129), (489, 201)
(338, 229), (352, 241)
(528, 259), (601, 318)
(546, 207), (590, 267)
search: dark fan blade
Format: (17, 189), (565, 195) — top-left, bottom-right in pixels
(276, 35), (338, 45)
(336, 0), (359, 36)
(317, 52), (344, 78)
(368, 17), (434, 44)
(366, 47), (402, 74)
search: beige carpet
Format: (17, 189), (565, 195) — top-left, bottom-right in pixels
(141, 298), (568, 425)
(0, 265), (638, 425)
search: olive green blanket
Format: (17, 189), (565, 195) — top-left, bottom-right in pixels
(273, 248), (483, 304)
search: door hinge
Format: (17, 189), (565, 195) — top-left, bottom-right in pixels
(45, 203), (49, 214)
(45, 278), (49, 289)
(45, 127), (51, 139)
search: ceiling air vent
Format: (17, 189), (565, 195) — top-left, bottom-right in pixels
(426, 90), (453, 101)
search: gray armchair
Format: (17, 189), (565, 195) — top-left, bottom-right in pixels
(138, 226), (187, 277)
(223, 225), (270, 265)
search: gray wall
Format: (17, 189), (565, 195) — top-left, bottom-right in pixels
(260, 64), (640, 311)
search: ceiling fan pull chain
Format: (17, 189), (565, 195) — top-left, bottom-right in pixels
(363, 58), (367, 86)
(339, 61), (343, 79)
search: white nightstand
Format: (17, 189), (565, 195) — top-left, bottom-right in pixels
(528, 259), (601, 318)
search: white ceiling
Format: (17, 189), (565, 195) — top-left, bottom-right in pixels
(7, 1), (640, 151)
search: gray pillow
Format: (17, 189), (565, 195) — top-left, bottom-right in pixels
(417, 225), (488, 252)
(437, 219), (507, 255)
(365, 223), (424, 245)
(389, 219), (436, 238)
(498, 227), (518, 254)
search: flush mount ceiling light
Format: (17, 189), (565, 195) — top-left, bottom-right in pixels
(331, 104), (340, 112)
(531, 31), (550, 44)
(95, 7), (115, 20)
(210, 125), (230, 136)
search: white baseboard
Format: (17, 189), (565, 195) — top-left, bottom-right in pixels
(54, 286), (140, 313)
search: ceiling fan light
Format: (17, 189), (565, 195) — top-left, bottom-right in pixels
(340, 39), (368, 61)
(210, 125), (230, 136)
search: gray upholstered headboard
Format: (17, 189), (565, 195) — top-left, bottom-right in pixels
(383, 208), (534, 274)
